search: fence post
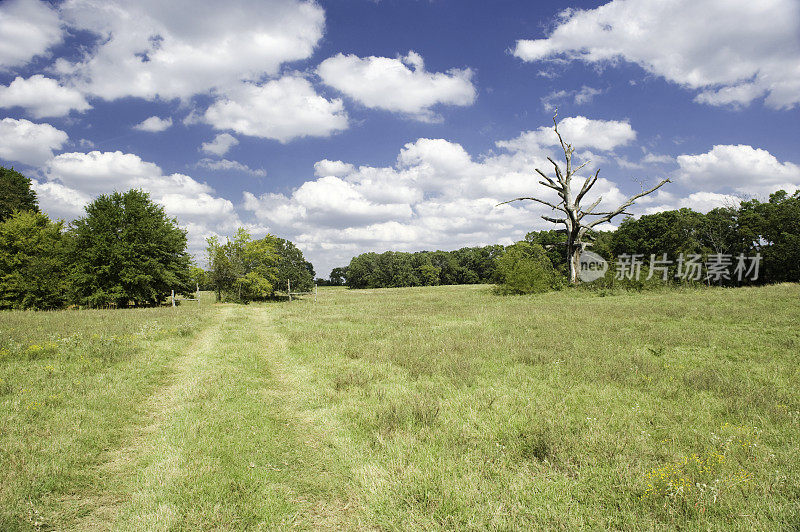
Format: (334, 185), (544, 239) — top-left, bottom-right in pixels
(314, 283), (317, 303)
(288, 280), (291, 302)
(171, 289), (175, 307)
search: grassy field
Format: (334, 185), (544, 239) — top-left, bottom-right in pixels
(1, 285), (798, 530)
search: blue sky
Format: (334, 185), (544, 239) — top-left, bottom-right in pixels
(1, 0), (799, 276)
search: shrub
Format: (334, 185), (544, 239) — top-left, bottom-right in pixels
(494, 241), (562, 295)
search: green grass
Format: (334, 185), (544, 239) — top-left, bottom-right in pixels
(1, 285), (799, 529)
(0, 304), (210, 530)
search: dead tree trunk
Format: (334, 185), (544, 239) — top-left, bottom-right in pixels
(499, 111), (671, 284)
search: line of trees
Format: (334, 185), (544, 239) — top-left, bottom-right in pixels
(1, 166), (315, 309)
(342, 246), (504, 289)
(569, 190), (800, 286)
(333, 189), (800, 292)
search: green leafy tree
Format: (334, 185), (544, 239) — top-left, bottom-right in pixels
(525, 230), (568, 272)
(233, 233), (278, 301)
(263, 235), (314, 294)
(69, 189), (192, 307)
(329, 267), (348, 286)
(701, 207), (746, 256)
(0, 211), (67, 309)
(472, 245), (505, 282)
(0, 167), (39, 222)
(344, 246), (505, 289)
(611, 208), (705, 259)
(739, 190), (800, 283)
(206, 235), (236, 301)
(430, 251), (461, 285)
(369, 251), (418, 287)
(206, 229), (279, 302)
(587, 229), (614, 262)
(346, 252), (379, 288)
(495, 241), (561, 295)
(450, 248), (481, 284)
(188, 265), (208, 292)
(413, 253), (441, 286)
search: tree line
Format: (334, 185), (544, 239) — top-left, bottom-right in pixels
(0, 167), (314, 309)
(333, 189), (800, 292)
(341, 246), (505, 289)
(567, 190), (800, 287)
(3, 164), (797, 305)
(335, 244), (558, 292)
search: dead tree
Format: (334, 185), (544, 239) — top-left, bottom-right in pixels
(499, 112), (671, 284)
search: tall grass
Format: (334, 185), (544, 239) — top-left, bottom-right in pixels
(1, 285), (798, 529)
(0, 305), (210, 529)
(277, 284), (800, 529)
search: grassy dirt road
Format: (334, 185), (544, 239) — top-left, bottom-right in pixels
(1, 304), (358, 530)
(71, 305), (356, 530)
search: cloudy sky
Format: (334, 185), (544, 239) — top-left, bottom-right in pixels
(1, 0), (799, 276)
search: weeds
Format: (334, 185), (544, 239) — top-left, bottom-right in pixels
(370, 391), (441, 434)
(333, 368), (372, 391)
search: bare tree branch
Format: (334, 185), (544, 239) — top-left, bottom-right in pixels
(584, 178), (671, 228)
(538, 180), (563, 194)
(578, 197), (603, 220)
(535, 169), (564, 195)
(528, 197), (566, 212)
(547, 157), (565, 184)
(551, 109), (570, 157)
(497, 197), (565, 212)
(573, 160), (590, 175)
(575, 169), (600, 205)
(535, 168), (557, 186)
(584, 210), (634, 216)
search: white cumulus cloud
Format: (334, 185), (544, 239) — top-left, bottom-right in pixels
(317, 51), (476, 121)
(496, 116), (635, 153)
(0, 0), (63, 69)
(54, 0), (325, 101)
(541, 86), (603, 112)
(513, 0), (800, 109)
(676, 144), (800, 196)
(30, 180), (91, 220)
(640, 190), (741, 215)
(0, 75), (91, 118)
(196, 158), (266, 177)
(0, 118), (68, 166)
(314, 159), (354, 177)
(133, 116), (173, 132)
(201, 133), (238, 156)
(204, 76), (349, 143)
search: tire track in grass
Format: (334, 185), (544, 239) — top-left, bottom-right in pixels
(247, 306), (360, 530)
(67, 305), (233, 530)
(70, 303), (358, 530)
